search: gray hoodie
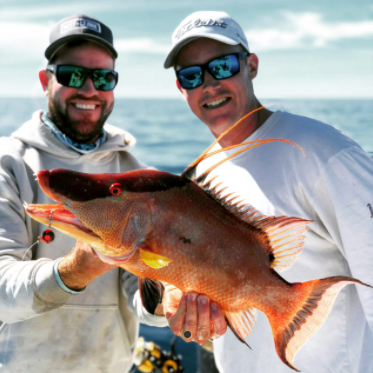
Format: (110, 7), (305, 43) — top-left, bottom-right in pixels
(0, 111), (167, 372)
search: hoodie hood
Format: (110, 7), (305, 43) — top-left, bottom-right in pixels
(11, 111), (137, 163)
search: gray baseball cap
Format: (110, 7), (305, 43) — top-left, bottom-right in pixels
(164, 11), (250, 69)
(45, 14), (118, 60)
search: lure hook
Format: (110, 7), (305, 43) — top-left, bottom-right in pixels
(39, 210), (55, 244)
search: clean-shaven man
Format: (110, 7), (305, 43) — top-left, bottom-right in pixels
(163, 11), (373, 373)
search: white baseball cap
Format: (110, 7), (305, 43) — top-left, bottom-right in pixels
(164, 11), (250, 69)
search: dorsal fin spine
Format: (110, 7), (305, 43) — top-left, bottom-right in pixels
(271, 233), (300, 246)
(199, 175), (311, 273)
(268, 227), (304, 240)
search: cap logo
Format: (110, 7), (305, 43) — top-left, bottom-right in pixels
(175, 18), (228, 40)
(61, 18), (101, 34)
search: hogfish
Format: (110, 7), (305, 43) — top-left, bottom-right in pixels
(25, 109), (371, 371)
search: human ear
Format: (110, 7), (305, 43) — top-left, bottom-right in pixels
(176, 79), (187, 101)
(247, 53), (259, 80)
(39, 70), (49, 96)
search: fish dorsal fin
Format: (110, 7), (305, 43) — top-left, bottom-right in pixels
(198, 176), (312, 272)
(181, 106), (305, 182)
(196, 175), (250, 216)
(182, 106), (266, 180)
(246, 212), (312, 272)
(224, 308), (257, 345)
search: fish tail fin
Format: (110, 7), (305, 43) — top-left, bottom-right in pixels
(267, 276), (371, 372)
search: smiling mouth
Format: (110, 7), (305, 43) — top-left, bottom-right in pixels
(204, 97), (229, 108)
(72, 103), (98, 110)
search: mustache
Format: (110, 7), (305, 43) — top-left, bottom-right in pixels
(66, 94), (105, 105)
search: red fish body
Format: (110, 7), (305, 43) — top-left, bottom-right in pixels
(24, 111), (372, 371)
(26, 167), (371, 371)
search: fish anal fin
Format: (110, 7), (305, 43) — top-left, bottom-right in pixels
(139, 247), (172, 269)
(138, 277), (165, 315)
(268, 276), (372, 371)
(224, 308), (257, 347)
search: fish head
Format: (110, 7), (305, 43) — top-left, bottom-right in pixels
(26, 169), (146, 258)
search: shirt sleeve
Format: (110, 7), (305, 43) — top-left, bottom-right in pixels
(0, 142), (71, 323)
(312, 146), (373, 332)
(121, 270), (168, 327)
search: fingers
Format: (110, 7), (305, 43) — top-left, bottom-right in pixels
(182, 293), (199, 342)
(164, 291), (228, 345)
(165, 292), (187, 337)
(210, 301), (227, 339)
(182, 293), (214, 345)
(194, 295), (211, 344)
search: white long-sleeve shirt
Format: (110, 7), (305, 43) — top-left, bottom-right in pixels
(198, 111), (373, 373)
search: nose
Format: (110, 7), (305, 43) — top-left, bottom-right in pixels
(202, 70), (222, 92)
(78, 75), (97, 96)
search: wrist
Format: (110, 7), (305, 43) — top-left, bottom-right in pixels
(57, 257), (89, 291)
(53, 258), (86, 294)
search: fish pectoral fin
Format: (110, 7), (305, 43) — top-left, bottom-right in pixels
(267, 276), (371, 372)
(139, 248), (172, 269)
(224, 307), (257, 347)
(138, 277), (165, 315)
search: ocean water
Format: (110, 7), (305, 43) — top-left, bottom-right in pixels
(0, 98), (372, 173)
(0, 97), (372, 373)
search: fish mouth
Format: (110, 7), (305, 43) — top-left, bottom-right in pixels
(25, 170), (105, 250)
(25, 203), (104, 249)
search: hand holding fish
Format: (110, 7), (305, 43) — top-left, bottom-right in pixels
(162, 285), (227, 344)
(58, 240), (117, 290)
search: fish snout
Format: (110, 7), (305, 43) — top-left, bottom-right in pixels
(37, 170), (56, 201)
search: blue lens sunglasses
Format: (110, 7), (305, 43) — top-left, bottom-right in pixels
(47, 64), (119, 91)
(176, 52), (249, 90)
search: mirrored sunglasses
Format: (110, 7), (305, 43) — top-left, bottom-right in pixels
(46, 64), (119, 91)
(176, 52), (249, 90)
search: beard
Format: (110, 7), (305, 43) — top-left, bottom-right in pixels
(48, 92), (114, 144)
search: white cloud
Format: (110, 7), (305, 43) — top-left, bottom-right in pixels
(0, 23), (171, 66)
(0, 4), (106, 21)
(246, 12), (373, 51)
(115, 38), (169, 54)
(0, 22), (49, 64)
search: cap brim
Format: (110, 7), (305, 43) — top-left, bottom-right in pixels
(164, 33), (245, 69)
(45, 34), (118, 60)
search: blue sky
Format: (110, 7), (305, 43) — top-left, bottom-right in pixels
(1, 0), (372, 98)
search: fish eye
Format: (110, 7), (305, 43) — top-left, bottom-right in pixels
(109, 183), (123, 196)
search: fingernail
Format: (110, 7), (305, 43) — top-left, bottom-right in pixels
(211, 302), (218, 311)
(189, 293), (197, 302)
(198, 296), (208, 306)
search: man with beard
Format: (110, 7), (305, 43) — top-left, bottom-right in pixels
(0, 15), (168, 372)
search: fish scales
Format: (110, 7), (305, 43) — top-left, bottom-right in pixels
(25, 118), (372, 371)
(140, 180), (275, 308)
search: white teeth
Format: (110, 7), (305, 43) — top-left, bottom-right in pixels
(206, 98), (228, 107)
(74, 103), (96, 110)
